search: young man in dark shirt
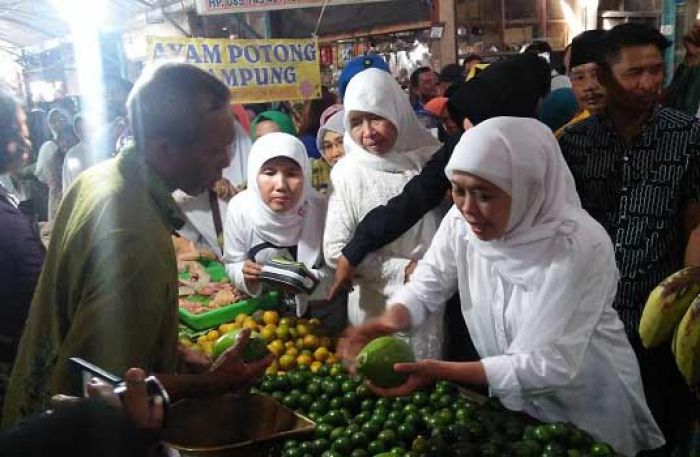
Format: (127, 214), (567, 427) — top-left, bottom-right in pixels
(558, 23), (700, 454)
(0, 90), (45, 418)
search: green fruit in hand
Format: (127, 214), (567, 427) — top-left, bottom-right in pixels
(589, 442), (614, 457)
(213, 329), (270, 361)
(356, 336), (415, 388)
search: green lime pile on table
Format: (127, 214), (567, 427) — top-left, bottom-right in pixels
(253, 365), (615, 457)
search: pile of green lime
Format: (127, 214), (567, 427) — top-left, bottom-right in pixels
(253, 365), (615, 457)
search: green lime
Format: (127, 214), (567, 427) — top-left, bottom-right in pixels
(356, 336), (415, 388)
(315, 423), (334, 439)
(378, 429), (398, 445)
(361, 420), (382, 437)
(323, 379), (341, 396)
(329, 397), (344, 410)
(397, 423), (417, 442)
(306, 382), (322, 396)
(589, 443), (614, 457)
(533, 425), (554, 443)
(360, 398), (375, 412)
(298, 393), (313, 410)
(312, 438), (330, 454)
(411, 435), (430, 453)
(213, 329), (270, 361)
(355, 384), (372, 400)
(355, 411), (372, 424)
(323, 410), (346, 427)
(329, 427), (346, 442)
(350, 450), (369, 457)
(284, 439), (299, 449)
(411, 391), (428, 407)
(331, 436), (352, 454)
(350, 431), (369, 448)
(310, 400), (327, 414)
(368, 439), (386, 454)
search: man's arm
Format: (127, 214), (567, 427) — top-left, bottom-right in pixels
(341, 135), (458, 267)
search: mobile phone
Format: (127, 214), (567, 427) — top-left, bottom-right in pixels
(69, 357), (170, 407)
(69, 357), (122, 387)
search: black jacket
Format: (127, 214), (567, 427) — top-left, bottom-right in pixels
(342, 134), (460, 266)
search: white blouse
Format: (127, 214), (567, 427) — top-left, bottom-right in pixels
(392, 206), (664, 456)
(324, 157), (445, 359)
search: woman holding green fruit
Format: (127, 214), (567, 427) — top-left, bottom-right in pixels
(339, 117), (664, 456)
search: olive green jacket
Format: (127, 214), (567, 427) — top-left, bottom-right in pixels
(3, 144), (184, 427)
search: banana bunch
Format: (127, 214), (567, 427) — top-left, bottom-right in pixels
(639, 266), (700, 387)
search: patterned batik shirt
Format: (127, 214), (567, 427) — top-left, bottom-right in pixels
(559, 106), (700, 337)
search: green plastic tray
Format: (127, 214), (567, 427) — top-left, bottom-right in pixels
(179, 259), (228, 283)
(179, 291), (280, 331)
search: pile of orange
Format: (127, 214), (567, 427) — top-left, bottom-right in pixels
(180, 310), (340, 375)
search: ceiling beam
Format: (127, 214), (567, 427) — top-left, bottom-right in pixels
(0, 15), (61, 38)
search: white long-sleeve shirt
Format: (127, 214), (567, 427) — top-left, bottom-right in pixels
(324, 157), (445, 358)
(223, 194), (333, 315)
(392, 207), (664, 456)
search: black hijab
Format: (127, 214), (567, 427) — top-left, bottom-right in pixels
(447, 53), (551, 127)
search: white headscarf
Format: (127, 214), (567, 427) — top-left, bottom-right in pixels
(445, 117), (605, 285)
(343, 68), (440, 172)
(238, 132), (326, 267)
(316, 110), (345, 152)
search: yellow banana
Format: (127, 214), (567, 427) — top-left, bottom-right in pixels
(639, 266), (700, 349)
(672, 295), (700, 387)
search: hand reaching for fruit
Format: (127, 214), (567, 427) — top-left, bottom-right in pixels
(366, 360), (437, 397)
(209, 328), (274, 390)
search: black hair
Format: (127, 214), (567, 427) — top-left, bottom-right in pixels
(523, 40), (553, 55)
(127, 62), (230, 148)
(410, 67), (433, 88)
(0, 89), (22, 173)
(599, 23), (671, 71)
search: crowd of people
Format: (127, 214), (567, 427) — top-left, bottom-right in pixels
(1, 20), (700, 456)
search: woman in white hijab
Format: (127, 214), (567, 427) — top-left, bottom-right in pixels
(35, 108), (71, 220)
(339, 117), (664, 456)
(324, 68), (445, 359)
(224, 132), (332, 316)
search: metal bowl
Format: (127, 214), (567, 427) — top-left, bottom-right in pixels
(163, 392), (314, 457)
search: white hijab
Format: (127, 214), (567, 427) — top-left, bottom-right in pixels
(238, 132), (326, 267)
(343, 68), (440, 172)
(445, 117), (606, 286)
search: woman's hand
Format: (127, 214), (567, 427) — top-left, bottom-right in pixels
(243, 260), (263, 291)
(366, 360), (438, 397)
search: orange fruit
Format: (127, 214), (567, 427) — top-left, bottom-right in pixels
(262, 310), (280, 326)
(310, 361), (323, 373)
(268, 340), (285, 357)
(314, 347), (330, 362)
(278, 354), (295, 370)
(243, 320), (258, 331)
(206, 330), (221, 342)
(235, 313), (249, 324)
(303, 334), (320, 349)
(296, 354), (313, 367)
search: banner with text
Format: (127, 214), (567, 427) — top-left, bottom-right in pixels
(196, 0), (393, 15)
(147, 36), (321, 104)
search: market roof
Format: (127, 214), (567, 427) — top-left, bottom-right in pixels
(0, 0), (189, 54)
(270, 0), (432, 39)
